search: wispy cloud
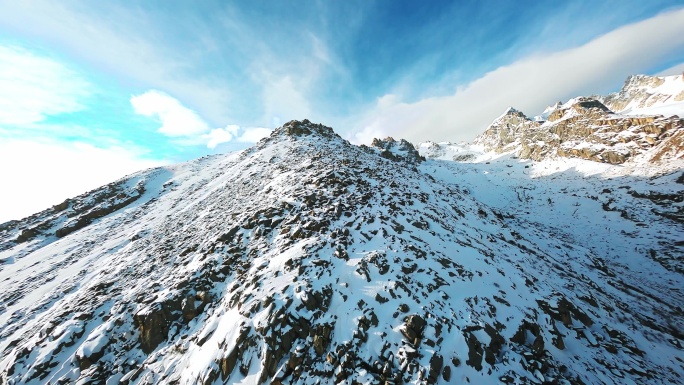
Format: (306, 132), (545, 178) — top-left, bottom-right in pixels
(0, 2), (233, 127)
(259, 76), (313, 127)
(0, 45), (91, 125)
(205, 125), (239, 149)
(238, 127), (272, 143)
(0, 2), (347, 133)
(354, 7), (684, 144)
(203, 125), (271, 148)
(130, 90), (210, 137)
(130, 89), (272, 148)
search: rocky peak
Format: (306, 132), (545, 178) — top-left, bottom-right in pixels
(269, 119), (341, 141)
(547, 101), (562, 111)
(472, 107), (539, 152)
(494, 107), (533, 128)
(499, 107), (528, 120)
(623, 74), (666, 90)
(547, 98), (612, 122)
(368, 136), (425, 164)
(535, 102), (563, 122)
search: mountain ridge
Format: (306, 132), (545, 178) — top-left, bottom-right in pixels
(0, 71), (684, 385)
(1, 95), (683, 383)
(473, 73), (684, 165)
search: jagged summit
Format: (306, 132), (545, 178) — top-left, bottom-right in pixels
(268, 119), (342, 141)
(472, 107), (537, 154)
(545, 97), (613, 122)
(622, 73), (684, 93)
(544, 101), (562, 113)
(496, 107), (528, 121)
(502, 106), (519, 114)
(535, 102), (563, 122)
(368, 137), (425, 164)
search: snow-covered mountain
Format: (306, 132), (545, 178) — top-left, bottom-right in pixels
(473, 74), (684, 165)
(598, 73), (684, 116)
(1, 118), (682, 385)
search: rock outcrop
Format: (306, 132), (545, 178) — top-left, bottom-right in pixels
(367, 136), (425, 164)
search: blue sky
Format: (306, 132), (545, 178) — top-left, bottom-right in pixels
(1, 1), (684, 222)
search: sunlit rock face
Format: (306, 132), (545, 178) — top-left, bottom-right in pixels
(599, 73), (684, 113)
(475, 74), (684, 164)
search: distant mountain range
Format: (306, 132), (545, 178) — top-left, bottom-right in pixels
(469, 73), (684, 165)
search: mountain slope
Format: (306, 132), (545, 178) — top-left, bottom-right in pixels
(1, 120), (683, 385)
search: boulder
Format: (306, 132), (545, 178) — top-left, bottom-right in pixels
(427, 354), (443, 384)
(401, 315), (426, 345)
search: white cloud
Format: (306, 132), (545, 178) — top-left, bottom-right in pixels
(261, 76), (312, 124)
(131, 90), (272, 147)
(203, 125), (271, 148)
(0, 139), (166, 223)
(131, 90), (210, 137)
(0, 45), (91, 125)
(238, 127), (272, 143)
(357, 8), (684, 144)
(206, 125), (239, 149)
(0, 2), (233, 127)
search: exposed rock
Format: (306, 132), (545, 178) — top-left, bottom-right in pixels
(600, 74), (674, 112)
(134, 301), (178, 354)
(511, 320), (545, 355)
(134, 308), (169, 354)
(464, 332), (484, 371)
(427, 354), (443, 384)
(270, 119), (340, 140)
(52, 199), (70, 213)
(55, 186), (145, 237)
(299, 285), (333, 312)
(220, 325), (252, 380)
(370, 137), (425, 164)
(400, 314), (426, 345)
(15, 228), (38, 243)
(312, 323), (333, 356)
(181, 295), (197, 322)
(484, 324), (505, 365)
(442, 364), (451, 382)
